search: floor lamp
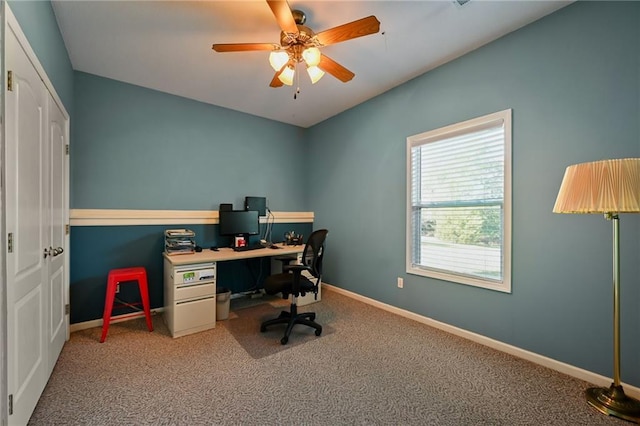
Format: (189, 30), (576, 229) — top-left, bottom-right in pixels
(553, 158), (640, 423)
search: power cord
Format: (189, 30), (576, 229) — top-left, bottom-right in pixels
(263, 207), (275, 243)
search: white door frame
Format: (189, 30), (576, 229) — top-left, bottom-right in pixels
(1, 2), (6, 422)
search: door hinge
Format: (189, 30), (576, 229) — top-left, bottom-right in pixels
(8, 233), (13, 253)
(65, 304), (70, 315)
(8, 394), (13, 415)
(65, 144), (69, 155)
(7, 70), (13, 91)
(65, 224), (70, 235)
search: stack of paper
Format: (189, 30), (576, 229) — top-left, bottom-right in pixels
(165, 229), (196, 255)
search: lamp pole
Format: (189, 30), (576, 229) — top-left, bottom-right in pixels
(584, 213), (640, 422)
(610, 213), (620, 388)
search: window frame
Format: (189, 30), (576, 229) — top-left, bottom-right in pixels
(406, 109), (512, 293)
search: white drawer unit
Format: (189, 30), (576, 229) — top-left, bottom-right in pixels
(164, 260), (216, 338)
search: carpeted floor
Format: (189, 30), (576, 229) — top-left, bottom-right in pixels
(225, 302), (335, 359)
(28, 288), (627, 425)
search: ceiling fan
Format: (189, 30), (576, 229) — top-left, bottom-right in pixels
(212, 0), (380, 89)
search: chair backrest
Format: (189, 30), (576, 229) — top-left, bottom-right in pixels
(301, 229), (328, 279)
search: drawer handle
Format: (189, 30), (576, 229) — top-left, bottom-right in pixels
(176, 295), (215, 305)
(177, 281), (215, 289)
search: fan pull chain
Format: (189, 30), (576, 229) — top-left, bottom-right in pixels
(294, 63), (300, 100)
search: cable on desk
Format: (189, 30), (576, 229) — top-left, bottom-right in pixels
(262, 208), (274, 244)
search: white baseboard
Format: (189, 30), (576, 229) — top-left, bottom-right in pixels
(322, 283), (640, 399)
(69, 308), (164, 333)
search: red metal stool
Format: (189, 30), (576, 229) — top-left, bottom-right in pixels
(100, 267), (153, 343)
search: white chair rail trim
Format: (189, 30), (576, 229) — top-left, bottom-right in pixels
(70, 209), (314, 226)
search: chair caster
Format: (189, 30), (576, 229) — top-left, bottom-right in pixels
(280, 336), (289, 345)
(315, 329), (322, 336)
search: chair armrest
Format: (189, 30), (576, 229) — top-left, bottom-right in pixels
(283, 264), (311, 274)
(274, 255), (297, 266)
(284, 264), (318, 297)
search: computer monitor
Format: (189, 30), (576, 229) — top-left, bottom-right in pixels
(245, 196), (267, 217)
(218, 210), (260, 236)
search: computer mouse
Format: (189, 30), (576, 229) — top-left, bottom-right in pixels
(210, 246), (219, 251)
(195, 246), (203, 252)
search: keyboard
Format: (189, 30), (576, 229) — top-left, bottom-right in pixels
(232, 244), (264, 252)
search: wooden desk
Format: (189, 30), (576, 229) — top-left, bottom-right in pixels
(163, 244), (304, 266)
(162, 244), (304, 338)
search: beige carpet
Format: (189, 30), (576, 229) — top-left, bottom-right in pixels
(28, 288), (626, 425)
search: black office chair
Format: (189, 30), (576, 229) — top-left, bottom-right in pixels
(260, 229), (328, 345)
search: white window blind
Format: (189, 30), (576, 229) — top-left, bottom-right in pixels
(406, 110), (512, 292)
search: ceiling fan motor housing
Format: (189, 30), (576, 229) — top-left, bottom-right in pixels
(280, 25), (315, 48)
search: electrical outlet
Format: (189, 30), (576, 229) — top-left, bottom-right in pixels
(116, 284), (120, 293)
(397, 277), (404, 289)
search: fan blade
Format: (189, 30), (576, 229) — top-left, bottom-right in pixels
(270, 62), (294, 87)
(212, 43), (277, 53)
(266, 0), (298, 34)
(269, 66), (286, 88)
(318, 54), (355, 83)
(315, 16), (380, 46)
(269, 75), (284, 88)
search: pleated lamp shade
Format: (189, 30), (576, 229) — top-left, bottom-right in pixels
(553, 158), (640, 214)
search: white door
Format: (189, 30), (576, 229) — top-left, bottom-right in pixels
(6, 27), (50, 425)
(47, 94), (68, 371)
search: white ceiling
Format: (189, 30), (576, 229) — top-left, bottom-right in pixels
(51, 0), (572, 128)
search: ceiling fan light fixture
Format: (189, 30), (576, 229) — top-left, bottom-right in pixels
(269, 51), (289, 71)
(302, 47), (321, 66)
(212, 4), (380, 89)
(278, 65), (295, 86)
(307, 65), (324, 84)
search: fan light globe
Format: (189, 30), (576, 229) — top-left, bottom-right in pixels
(269, 51), (289, 71)
(278, 66), (295, 86)
(307, 65), (324, 84)
(302, 47), (321, 66)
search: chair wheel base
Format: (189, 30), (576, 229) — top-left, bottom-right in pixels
(260, 304), (322, 344)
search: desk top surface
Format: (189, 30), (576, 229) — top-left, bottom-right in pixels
(163, 244), (304, 265)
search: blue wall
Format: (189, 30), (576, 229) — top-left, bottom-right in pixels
(69, 222), (311, 323)
(69, 72), (312, 321)
(7, 0), (73, 114)
(307, 1), (640, 385)
(12, 1), (640, 387)
(72, 72), (307, 211)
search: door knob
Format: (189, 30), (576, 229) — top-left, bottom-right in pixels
(52, 247), (64, 257)
(44, 247), (51, 258)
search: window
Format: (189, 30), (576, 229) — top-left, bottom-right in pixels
(406, 109), (512, 292)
